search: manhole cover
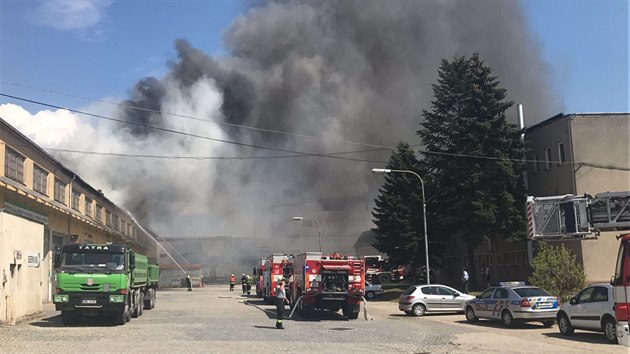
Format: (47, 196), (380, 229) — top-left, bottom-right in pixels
(329, 327), (353, 331)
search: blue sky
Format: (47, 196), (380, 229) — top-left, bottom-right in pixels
(0, 0), (628, 116)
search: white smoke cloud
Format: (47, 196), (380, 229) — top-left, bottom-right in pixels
(34, 0), (112, 34)
(0, 78), (232, 236)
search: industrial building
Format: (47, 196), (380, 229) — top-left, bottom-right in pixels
(0, 117), (157, 324)
(524, 112), (630, 283)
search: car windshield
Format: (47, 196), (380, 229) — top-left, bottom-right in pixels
(62, 252), (125, 270)
(514, 287), (549, 297)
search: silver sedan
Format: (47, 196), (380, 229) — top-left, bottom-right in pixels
(399, 284), (474, 316)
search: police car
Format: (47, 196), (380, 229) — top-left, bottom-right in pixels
(464, 282), (559, 328)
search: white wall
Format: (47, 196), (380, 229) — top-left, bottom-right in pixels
(0, 212), (44, 324)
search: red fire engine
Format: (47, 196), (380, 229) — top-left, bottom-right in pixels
(290, 252), (365, 319)
(253, 257), (266, 298)
(262, 254), (294, 304)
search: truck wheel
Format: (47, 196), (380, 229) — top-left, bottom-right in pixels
(342, 304), (359, 319)
(131, 292), (140, 318)
(150, 289), (156, 309)
(114, 305), (128, 325)
(377, 273), (390, 284)
(603, 317), (618, 344)
(138, 293), (144, 316)
(61, 310), (77, 325)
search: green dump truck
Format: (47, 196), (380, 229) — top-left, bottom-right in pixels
(53, 243), (159, 325)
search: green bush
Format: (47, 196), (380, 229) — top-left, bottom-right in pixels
(528, 243), (586, 302)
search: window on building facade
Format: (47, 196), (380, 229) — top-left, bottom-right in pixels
(5, 147), (25, 183)
(96, 204), (102, 223)
(85, 197), (93, 218)
(515, 253), (523, 266)
(54, 179), (66, 204)
(557, 142), (566, 165)
(545, 147), (552, 170)
(71, 189), (80, 210)
(33, 165), (48, 194)
(106, 210), (112, 227)
(504, 253), (511, 266)
(533, 153), (540, 174)
(496, 254), (502, 266)
(113, 214), (119, 230)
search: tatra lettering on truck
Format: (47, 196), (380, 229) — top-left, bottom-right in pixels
(53, 243), (159, 325)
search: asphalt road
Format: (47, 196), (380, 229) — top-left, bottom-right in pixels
(0, 285), (626, 353)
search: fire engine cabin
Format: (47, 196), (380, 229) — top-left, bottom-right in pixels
(291, 252), (365, 319)
(262, 254), (294, 304)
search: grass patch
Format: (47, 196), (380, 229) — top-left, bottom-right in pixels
(380, 283), (409, 302)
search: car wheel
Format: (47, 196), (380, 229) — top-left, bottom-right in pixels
(501, 310), (514, 328)
(542, 320), (554, 327)
(412, 303), (426, 317)
(558, 314), (574, 335)
(465, 306), (478, 323)
(365, 291), (375, 300)
(603, 317), (618, 344)
(404, 310), (413, 316)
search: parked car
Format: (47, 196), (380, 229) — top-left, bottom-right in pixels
(465, 285), (559, 327)
(556, 284), (617, 344)
(399, 284), (474, 316)
(364, 282), (384, 300)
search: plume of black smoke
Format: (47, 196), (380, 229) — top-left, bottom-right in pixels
(111, 0), (556, 244)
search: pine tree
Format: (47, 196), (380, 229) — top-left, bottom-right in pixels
(417, 53), (527, 287)
(371, 142), (427, 275)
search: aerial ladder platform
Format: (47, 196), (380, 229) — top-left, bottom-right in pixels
(527, 191), (630, 240)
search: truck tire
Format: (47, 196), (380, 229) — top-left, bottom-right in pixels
(377, 273), (390, 284)
(342, 304), (359, 319)
(138, 293), (144, 316)
(144, 289), (156, 310)
(61, 310), (77, 325)
(113, 305), (128, 326)
(131, 291), (140, 318)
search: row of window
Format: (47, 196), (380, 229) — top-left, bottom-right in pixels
(4, 146), (137, 238)
(532, 141), (566, 173)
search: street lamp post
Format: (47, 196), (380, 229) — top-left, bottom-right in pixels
(293, 216), (322, 252)
(371, 168), (431, 285)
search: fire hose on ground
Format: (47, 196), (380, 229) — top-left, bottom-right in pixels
(287, 295), (373, 321)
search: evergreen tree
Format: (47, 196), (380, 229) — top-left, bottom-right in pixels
(417, 53), (526, 287)
(371, 142), (435, 277)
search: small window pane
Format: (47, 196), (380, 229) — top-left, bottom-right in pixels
(5, 147), (25, 183)
(545, 148), (552, 170)
(558, 142), (566, 165)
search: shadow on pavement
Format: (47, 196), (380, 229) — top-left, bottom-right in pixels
(453, 319), (547, 329)
(542, 332), (610, 344)
(243, 299), (352, 322)
(253, 325), (281, 330)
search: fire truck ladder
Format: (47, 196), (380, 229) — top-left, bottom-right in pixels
(527, 192), (630, 240)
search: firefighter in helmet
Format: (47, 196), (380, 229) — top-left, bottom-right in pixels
(229, 274), (236, 291)
(241, 274), (248, 295)
(275, 278), (288, 329)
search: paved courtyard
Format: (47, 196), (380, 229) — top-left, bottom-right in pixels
(0, 285), (625, 353)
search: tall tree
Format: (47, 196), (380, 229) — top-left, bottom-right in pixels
(371, 142), (437, 278)
(417, 53), (526, 287)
